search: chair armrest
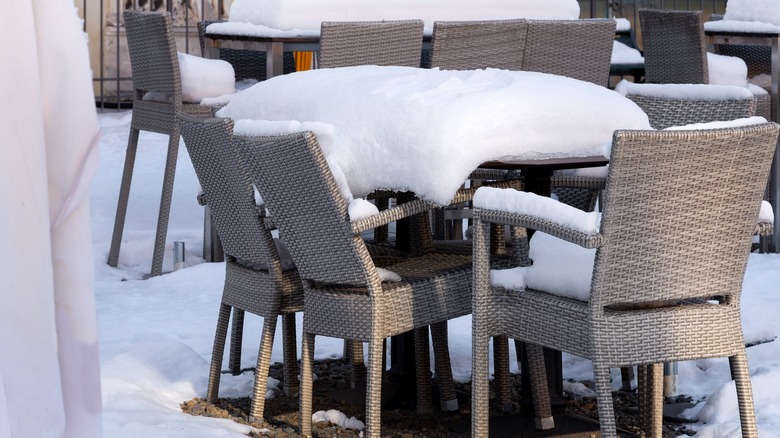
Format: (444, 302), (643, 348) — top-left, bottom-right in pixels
(473, 186), (604, 249)
(350, 198), (436, 235)
(756, 220), (773, 237)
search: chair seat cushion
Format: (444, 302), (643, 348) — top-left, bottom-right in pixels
(177, 52), (236, 103)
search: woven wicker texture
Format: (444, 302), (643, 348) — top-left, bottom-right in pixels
(471, 123), (780, 438)
(198, 20), (297, 81)
(628, 93), (757, 130)
(234, 130), (472, 438)
(318, 20), (425, 68)
(109, 11), (219, 276)
(429, 19), (527, 71)
(522, 19), (616, 86)
(639, 9), (709, 84)
(178, 114), (304, 424)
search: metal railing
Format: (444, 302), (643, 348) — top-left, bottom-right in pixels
(79, 0), (727, 108)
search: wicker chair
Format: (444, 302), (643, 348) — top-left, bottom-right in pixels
(317, 20), (424, 68)
(522, 18), (617, 86)
(108, 11), (222, 276)
(709, 14), (772, 81)
(233, 129), (473, 438)
(471, 122), (780, 438)
(177, 114), (303, 424)
(639, 9), (770, 119)
(429, 19), (527, 71)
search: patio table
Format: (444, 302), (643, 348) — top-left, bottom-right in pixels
(704, 21), (780, 251)
(216, 64), (650, 407)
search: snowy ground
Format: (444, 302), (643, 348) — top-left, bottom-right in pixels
(93, 110), (780, 437)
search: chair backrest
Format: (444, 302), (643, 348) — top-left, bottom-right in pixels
(124, 11), (181, 99)
(234, 131), (378, 286)
(639, 9), (708, 84)
(626, 93), (757, 129)
(177, 114), (286, 275)
(591, 123), (778, 311)
(522, 19), (615, 86)
(318, 20), (425, 68)
(429, 20), (527, 71)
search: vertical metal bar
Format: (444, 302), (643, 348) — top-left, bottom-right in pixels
(116, 0), (121, 107)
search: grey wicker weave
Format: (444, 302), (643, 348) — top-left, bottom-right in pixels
(471, 123), (779, 438)
(318, 20), (424, 68)
(522, 19), (616, 86)
(429, 20), (527, 71)
(197, 20), (297, 81)
(640, 9), (709, 85)
(108, 11), (220, 276)
(177, 115), (303, 424)
(640, 9), (771, 121)
(233, 130), (473, 438)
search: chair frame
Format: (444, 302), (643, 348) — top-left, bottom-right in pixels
(472, 123), (779, 438)
(108, 11), (216, 276)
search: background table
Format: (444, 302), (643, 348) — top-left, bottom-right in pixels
(706, 27), (780, 252)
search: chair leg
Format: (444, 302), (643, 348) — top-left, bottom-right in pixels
(414, 326), (433, 415)
(593, 362), (618, 438)
(637, 364), (648, 427)
(345, 339), (366, 389)
(206, 303), (231, 403)
(526, 343), (554, 429)
(620, 366), (636, 391)
(282, 313), (299, 397)
(638, 363), (663, 438)
(492, 335), (512, 412)
(108, 127), (140, 268)
(730, 351), (758, 438)
(431, 322), (458, 411)
(470, 324), (491, 437)
(299, 331), (315, 438)
(364, 336), (385, 438)
(150, 130), (181, 276)
(248, 316), (279, 425)
(228, 309), (245, 374)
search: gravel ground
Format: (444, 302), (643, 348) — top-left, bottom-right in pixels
(182, 358), (697, 437)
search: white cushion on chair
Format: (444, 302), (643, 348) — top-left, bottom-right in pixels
(177, 52), (236, 103)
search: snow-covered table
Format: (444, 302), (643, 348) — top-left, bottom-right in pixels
(704, 22), (780, 251)
(217, 66), (651, 205)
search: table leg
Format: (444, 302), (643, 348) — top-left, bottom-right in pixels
(770, 37), (780, 252)
(267, 42), (284, 78)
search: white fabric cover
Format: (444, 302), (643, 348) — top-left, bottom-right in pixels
(0, 0), (103, 437)
(228, 0), (580, 30)
(177, 52), (236, 104)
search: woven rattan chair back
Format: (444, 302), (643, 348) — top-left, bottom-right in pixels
(108, 11), (218, 276)
(595, 125), (777, 310)
(521, 19), (616, 86)
(234, 131), (375, 286)
(318, 20), (425, 68)
(429, 20), (527, 70)
(178, 114), (304, 424)
(178, 116), (283, 272)
(639, 9), (709, 84)
(627, 93), (757, 130)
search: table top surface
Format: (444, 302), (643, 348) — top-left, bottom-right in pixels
(480, 155), (609, 171)
(219, 66), (650, 205)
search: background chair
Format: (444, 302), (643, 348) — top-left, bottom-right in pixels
(234, 129), (472, 438)
(178, 114), (302, 424)
(639, 9), (770, 119)
(317, 20), (425, 68)
(471, 122), (779, 438)
(522, 18), (617, 86)
(428, 19), (526, 71)
(109, 11), (225, 276)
